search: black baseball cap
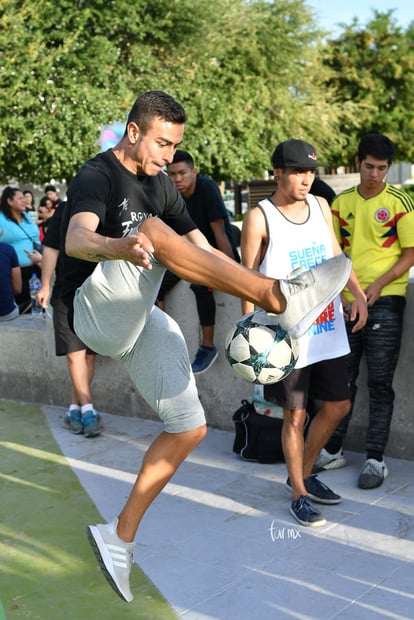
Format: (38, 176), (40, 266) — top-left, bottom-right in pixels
(271, 139), (328, 169)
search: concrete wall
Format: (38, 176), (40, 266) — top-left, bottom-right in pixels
(1, 281), (413, 460)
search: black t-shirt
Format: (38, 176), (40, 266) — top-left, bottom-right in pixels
(42, 202), (65, 304)
(60, 150), (197, 307)
(185, 174), (239, 260)
(311, 177), (336, 206)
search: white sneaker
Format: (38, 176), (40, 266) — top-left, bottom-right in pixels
(275, 254), (352, 339)
(87, 518), (135, 602)
(358, 459), (389, 489)
(314, 448), (347, 472)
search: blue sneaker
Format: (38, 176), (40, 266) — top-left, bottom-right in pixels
(82, 410), (103, 438)
(63, 408), (83, 434)
(304, 474), (342, 504)
(286, 474), (342, 505)
(191, 346), (218, 374)
(290, 495), (326, 527)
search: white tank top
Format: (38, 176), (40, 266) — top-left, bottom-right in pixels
(258, 195), (349, 367)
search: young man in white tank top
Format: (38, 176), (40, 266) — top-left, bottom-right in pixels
(241, 139), (367, 527)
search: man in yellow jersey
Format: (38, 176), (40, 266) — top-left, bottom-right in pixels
(315, 134), (414, 488)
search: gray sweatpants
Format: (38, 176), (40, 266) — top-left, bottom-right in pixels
(73, 255), (206, 433)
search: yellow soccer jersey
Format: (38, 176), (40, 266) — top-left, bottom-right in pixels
(331, 184), (414, 300)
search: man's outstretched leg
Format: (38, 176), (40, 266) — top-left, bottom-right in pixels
(139, 217), (352, 339)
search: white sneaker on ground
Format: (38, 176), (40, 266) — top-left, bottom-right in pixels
(314, 448), (347, 472)
(358, 459), (389, 489)
(275, 254), (352, 339)
(87, 517), (135, 602)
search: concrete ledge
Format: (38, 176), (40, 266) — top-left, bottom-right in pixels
(1, 281), (413, 460)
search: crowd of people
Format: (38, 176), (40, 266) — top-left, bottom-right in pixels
(0, 89), (413, 603)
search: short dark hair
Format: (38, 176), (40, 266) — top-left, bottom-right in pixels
(44, 184), (57, 193)
(171, 149), (194, 167)
(126, 91), (186, 135)
(358, 133), (395, 164)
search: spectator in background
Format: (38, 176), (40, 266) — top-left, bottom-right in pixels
(0, 242), (22, 321)
(157, 149), (240, 374)
(23, 189), (35, 213)
(36, 195), (55, 241)
(37, 204), (101, 438)
(0, 186), (42, 313)
(241, 139), (366, 527)
(311, 175), (336, 206)
(44, 184), (64, 210)
(316, 133), (414, 489)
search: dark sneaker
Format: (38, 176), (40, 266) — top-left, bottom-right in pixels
(82, 410), (103, 438)
(192, 346), (218, 374)
(290, 495), (326, 527)
(358, 459), (389, 489)
(275, 254), (352, 339)
(304, 474), (342, 504)
(63, 408), (83, 434)
(313, 448), (347, 472)
(87, 518), (135, 602)
(286, 475), (342, 504)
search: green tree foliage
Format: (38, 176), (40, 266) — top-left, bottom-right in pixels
(321, 10), (414, 167)
(2, 2), (412, 185)
(0, 0), (154, 183)
(155, 0), (343, 180)
(0, 0), (342, 184)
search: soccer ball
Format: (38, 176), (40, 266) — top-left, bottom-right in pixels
(225, 310), (299, 384)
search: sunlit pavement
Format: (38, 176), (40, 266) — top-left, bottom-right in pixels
(44, 405), (414, 620)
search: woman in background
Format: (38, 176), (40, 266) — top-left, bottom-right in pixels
(36, 195), (54, 241)
(0, 186), (42, 313)
(23, 189), (36, 214)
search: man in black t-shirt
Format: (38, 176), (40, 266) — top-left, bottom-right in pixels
(37, 205), (99, 438)
(157, 150), (240, 374)
(61, 90), (351, 603)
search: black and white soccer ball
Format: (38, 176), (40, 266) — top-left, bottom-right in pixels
(225, 310), (299, 384)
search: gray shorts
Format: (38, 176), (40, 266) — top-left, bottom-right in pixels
(73, 254), (205, 434)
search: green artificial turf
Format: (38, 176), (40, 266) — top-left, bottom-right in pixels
(0, 400), (178, 619)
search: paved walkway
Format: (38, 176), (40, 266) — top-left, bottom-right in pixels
(43, 406), (414, 620)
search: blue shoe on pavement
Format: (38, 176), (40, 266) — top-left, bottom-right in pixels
(290, 495), (326, 527)
(191, 346), (218, 374)
(286, 474), (342, 505)
(82, 410), (103, 438)
(63, 408), (83, 434)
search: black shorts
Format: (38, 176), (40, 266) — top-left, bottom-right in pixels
(52, 297), (95, 356)
(264, 355), (351, 410)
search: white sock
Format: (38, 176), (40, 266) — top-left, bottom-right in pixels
(81, 404), (94, 414)
(69, 404), (81, 412)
